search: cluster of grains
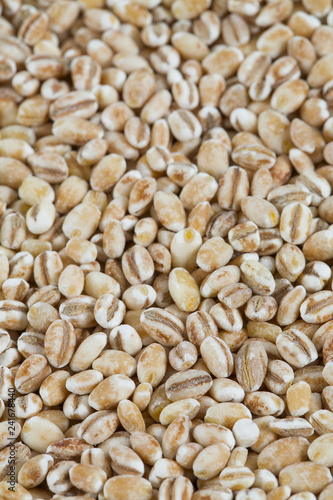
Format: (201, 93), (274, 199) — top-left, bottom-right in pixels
(3, 0), (333, 499)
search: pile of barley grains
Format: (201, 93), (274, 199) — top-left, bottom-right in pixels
(2, 0), (333, 499)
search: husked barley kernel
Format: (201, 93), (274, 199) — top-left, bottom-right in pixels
(1, 0), (333, 498)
